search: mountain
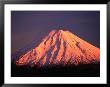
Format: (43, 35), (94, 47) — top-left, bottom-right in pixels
(15, 29), (100, 67)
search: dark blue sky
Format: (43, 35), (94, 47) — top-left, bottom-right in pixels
(11, 11), (100, 54)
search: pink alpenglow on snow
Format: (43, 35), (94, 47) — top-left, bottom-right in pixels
(16, 29), (100, 67)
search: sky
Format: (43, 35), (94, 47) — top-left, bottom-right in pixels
(11, 11), (100, 54)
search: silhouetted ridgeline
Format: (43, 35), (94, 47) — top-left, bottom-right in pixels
(11, 62), (100, 77)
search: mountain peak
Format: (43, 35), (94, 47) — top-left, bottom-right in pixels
(50, 29), (66, 33)
(58, 29), (66, 32)
(16, 29), (100, 67)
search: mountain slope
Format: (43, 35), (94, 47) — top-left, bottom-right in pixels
(16, 30), (100, 67)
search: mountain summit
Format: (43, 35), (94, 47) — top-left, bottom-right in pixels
(16, 29), (100, 67)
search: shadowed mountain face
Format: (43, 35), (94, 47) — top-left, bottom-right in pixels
(15, 29), (100, 67)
